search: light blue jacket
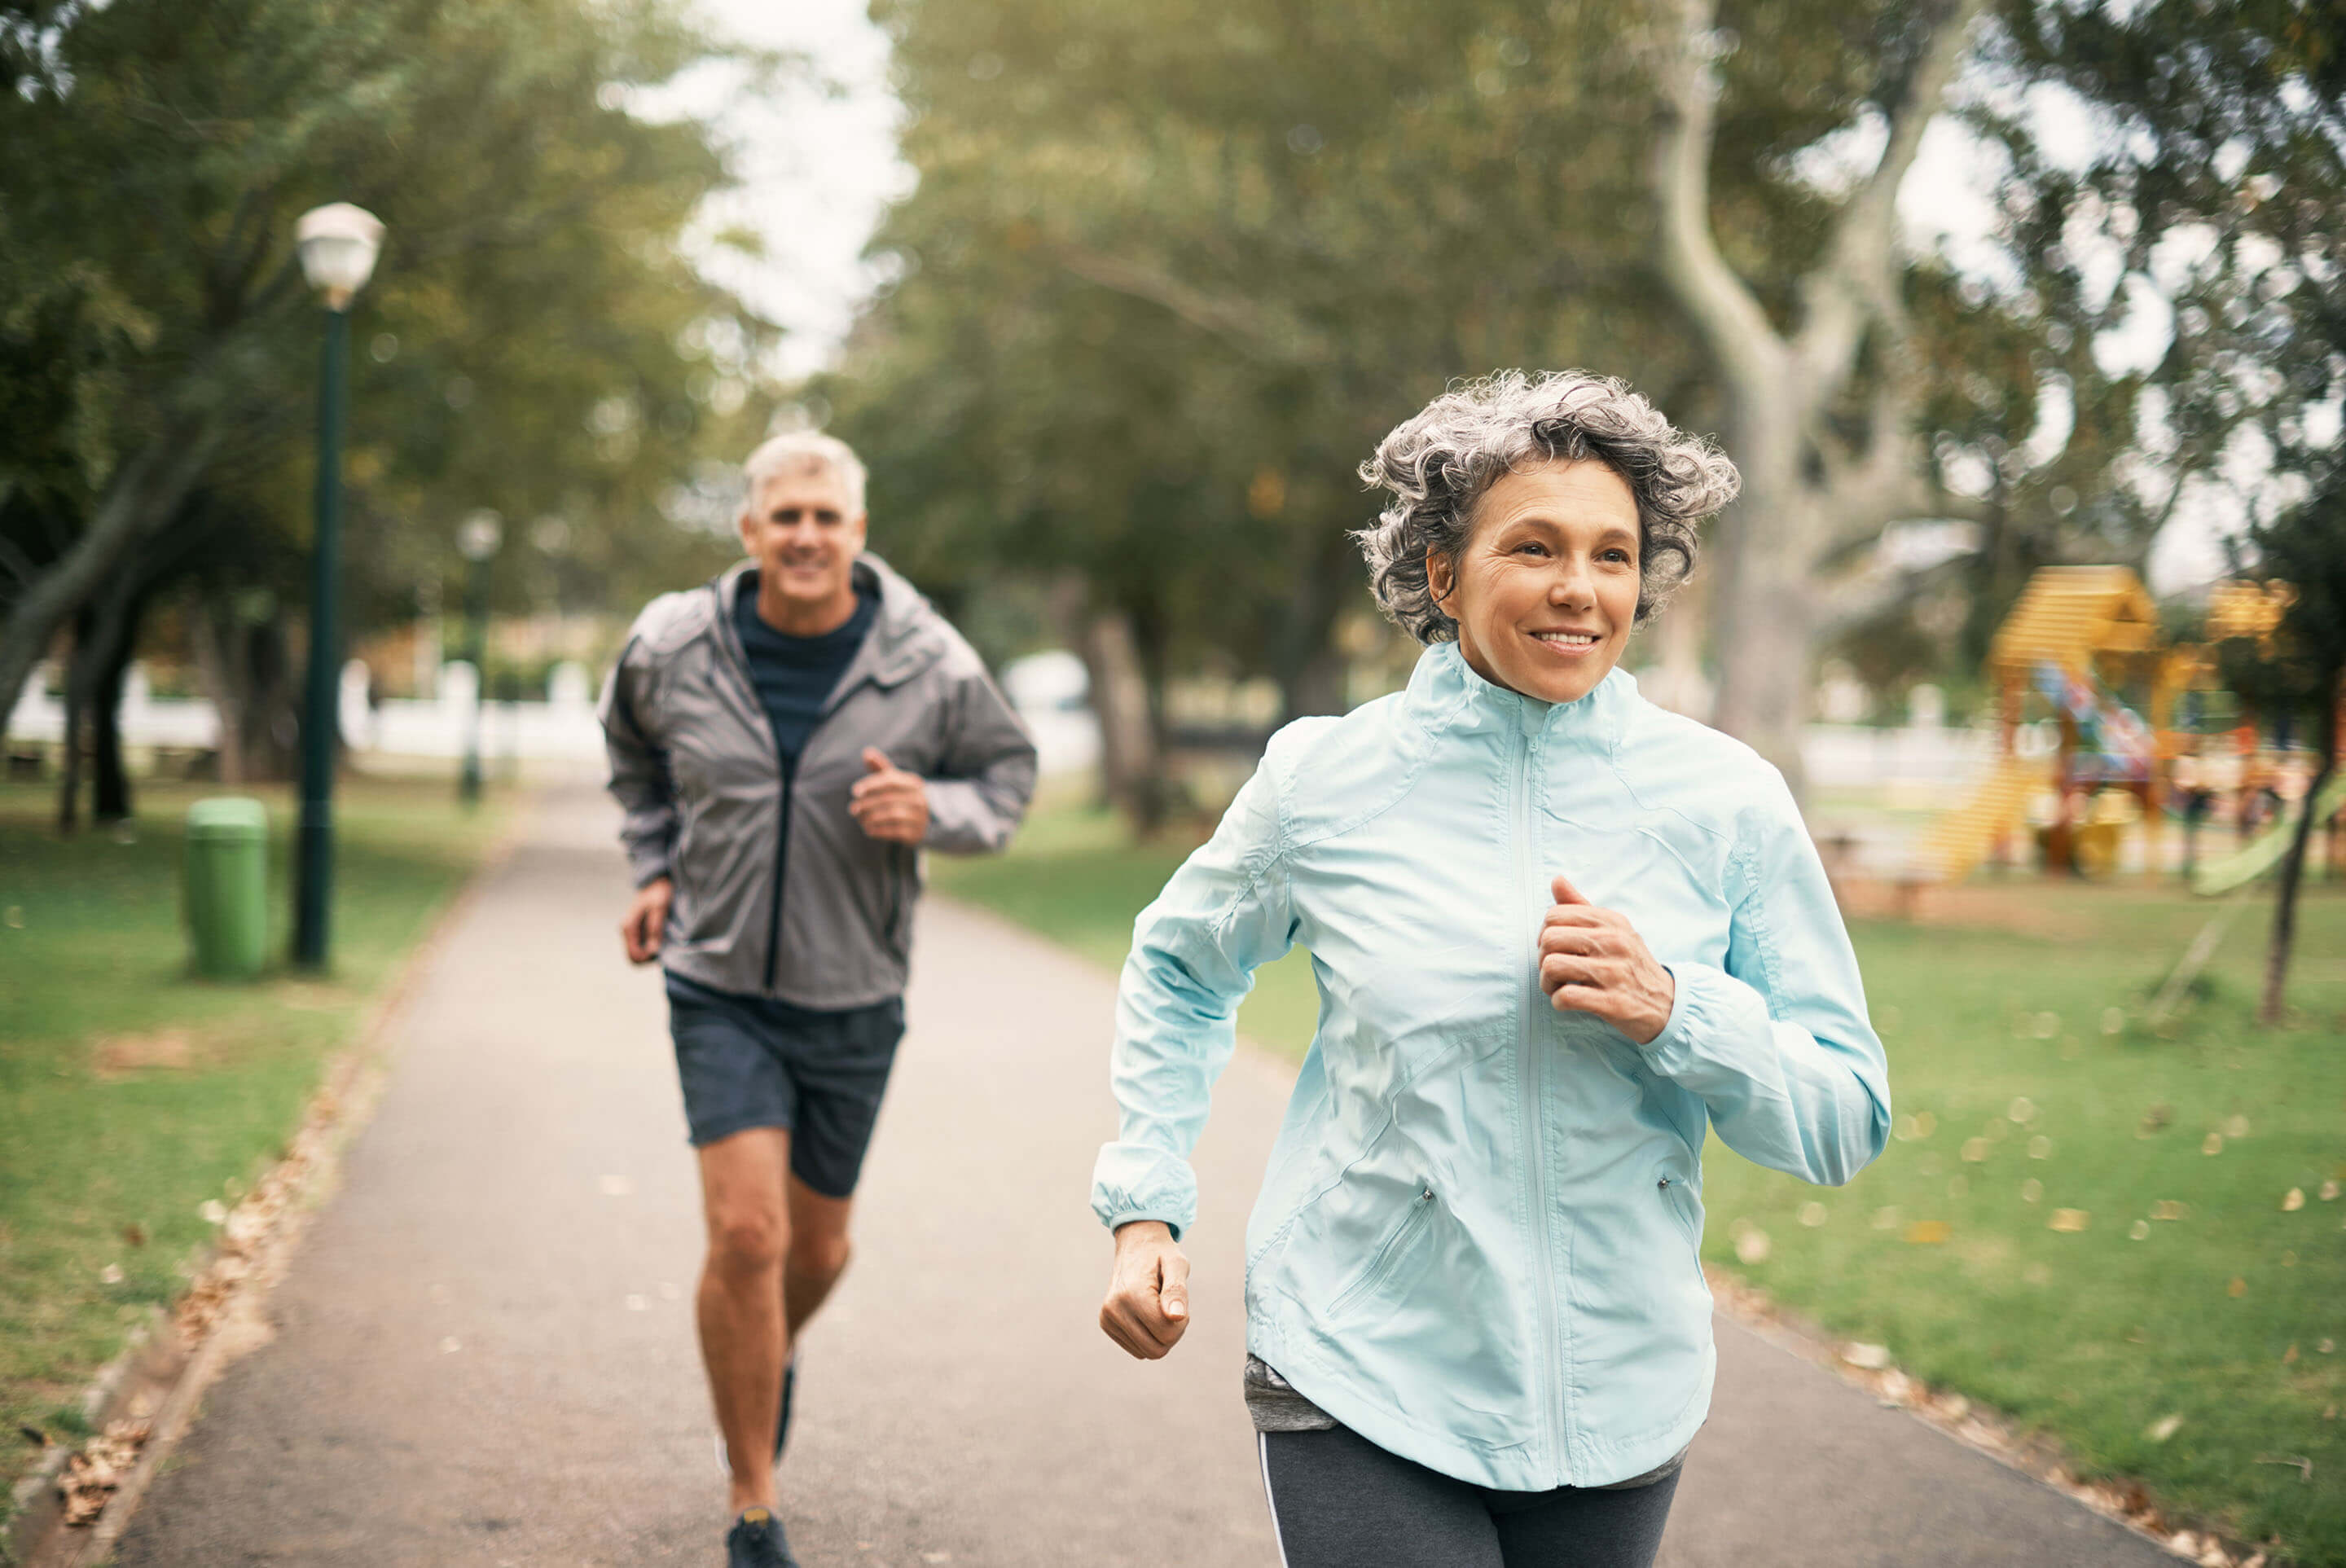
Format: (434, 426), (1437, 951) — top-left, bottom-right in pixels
(1092, 643), (1889, 1491)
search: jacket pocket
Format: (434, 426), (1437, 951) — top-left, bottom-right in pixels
(1325, 1182), (1439, 1320)
(1657, 1171), (1709, 1292)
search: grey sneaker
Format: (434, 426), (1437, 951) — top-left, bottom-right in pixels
(725, 1506), (798, 1568)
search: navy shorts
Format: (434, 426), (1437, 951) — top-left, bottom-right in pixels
(665, 973), (906, 1198)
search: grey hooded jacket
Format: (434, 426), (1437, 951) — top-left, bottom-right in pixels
(600, 554), (1036, 1008)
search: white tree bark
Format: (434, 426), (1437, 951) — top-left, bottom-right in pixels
(1645, 0), (1986, 791)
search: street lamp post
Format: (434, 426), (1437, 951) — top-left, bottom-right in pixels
(292, 203), (384, 971)
(456, 509), (503, 806)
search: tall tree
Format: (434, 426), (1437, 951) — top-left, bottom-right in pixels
(0, 0), (771, 758)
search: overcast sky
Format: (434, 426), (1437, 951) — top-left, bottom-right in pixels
(671, 4), (2234, 591)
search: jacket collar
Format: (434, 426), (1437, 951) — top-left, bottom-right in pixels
(714, 551), (946, 689)
(1404, 639), (1638, 753)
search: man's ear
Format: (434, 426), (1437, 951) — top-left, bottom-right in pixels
(736, 506), (758, 556)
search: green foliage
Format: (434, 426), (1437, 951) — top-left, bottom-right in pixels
(0, 0), (774, 703)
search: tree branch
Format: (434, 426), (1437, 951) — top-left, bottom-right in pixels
(1795, 0), (1987, 393)
(1645, 0), (1787, 400)
(1053, 243), (1329, 365)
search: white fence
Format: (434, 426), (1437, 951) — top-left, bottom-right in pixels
(7, 656), (2001, 796)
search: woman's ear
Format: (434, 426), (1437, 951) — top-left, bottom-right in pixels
(1426, 549), (1452, 604)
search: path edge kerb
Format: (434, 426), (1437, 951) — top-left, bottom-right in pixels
(5, 799), (533, 1568)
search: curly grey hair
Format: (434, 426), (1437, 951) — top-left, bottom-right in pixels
(1355, 371), (1740, 643)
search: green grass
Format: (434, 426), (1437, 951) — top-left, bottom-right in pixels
(0, 777), (506, 1519)
(935, 798), (2346, 1565)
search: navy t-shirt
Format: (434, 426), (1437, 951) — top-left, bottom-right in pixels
(732, 573), (877, 763)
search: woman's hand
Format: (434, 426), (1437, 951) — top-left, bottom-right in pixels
(1537, 874), (1676, 1045)
(1099, 1220), (1191, 1359)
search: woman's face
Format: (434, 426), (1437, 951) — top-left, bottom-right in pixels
(1428, 458), (1642, 705)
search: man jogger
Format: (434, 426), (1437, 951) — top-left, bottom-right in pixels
(600, 431), (1035, 1567)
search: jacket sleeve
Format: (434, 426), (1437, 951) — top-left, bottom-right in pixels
(1091, 762), (1295, 1239)
(1638, 775), (1890, 1186)
(920, 663), (1039, 854)
(598, 639), (678, 889)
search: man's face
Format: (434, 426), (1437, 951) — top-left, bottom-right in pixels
(737, 461), (865, 611)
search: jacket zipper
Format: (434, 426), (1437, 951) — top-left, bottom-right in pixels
(1327, 1184), (1438, 1318)
(763, 749), (795, 993)
(1515, 722), (1565, 1478)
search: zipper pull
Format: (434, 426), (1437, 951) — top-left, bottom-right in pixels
(1658, 1176), (1672, 1191)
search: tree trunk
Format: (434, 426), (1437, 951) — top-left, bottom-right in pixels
(190, 591), (297, 784)
(1705, 416), (1817, 792)
(0, 418), (217, 742)
(1275, 520), (1358, 723)
(1054, 576), (1168, 834)
(56, 608), (92, 834)
(2259, 668), (2341, 1026)
(91, 591), (142, 821)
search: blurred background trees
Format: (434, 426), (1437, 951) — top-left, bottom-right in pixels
(0, 0), (771, 817)
(824, 0), (2305, 820)
(2, 0), (2325, 833)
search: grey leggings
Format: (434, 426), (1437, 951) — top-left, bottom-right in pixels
(1259, 1425), (1680, 1568)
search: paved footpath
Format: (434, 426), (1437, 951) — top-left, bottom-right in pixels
(120, 788), (2176, 1567)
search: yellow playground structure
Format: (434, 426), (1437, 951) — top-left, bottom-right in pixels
(1911, 565), (2339, 889)
(1913, 567), (2180, 884)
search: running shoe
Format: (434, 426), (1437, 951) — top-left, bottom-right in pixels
(725, 1506), (800, 1568)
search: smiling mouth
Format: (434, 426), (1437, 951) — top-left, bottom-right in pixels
(1529, 630), (1602, 649)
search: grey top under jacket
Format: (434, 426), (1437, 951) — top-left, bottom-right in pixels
(600, 553), (1038, 1009)
(1242, 1356), (1689, 1490)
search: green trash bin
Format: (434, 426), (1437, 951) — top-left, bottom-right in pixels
(185, 797), (269, 980)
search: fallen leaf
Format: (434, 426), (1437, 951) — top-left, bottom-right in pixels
(2151, 1200), (2189, 1221)
(1842, 1342), (1893, 1370)
(2008, 1096), (2038, 1124)
(2137, 1104), (2172, 1137)
(2028, 1135), (2054, 1159)
(2021, 1178), (2045, 1202)
(2129, 1219), (2150, 1241)
(121, 1223), (145, 1248)
(2284, 1344), (2299, 1364)
(1904, 1220), (1950, 1245)
(2322, 1180), (2340, 1201)
(2227, 1276), (2247, 1298)
(2224, 1114), (2252, 1138)
(2049, 1208), (2090, 1232)
(2146, 1413), (2184, 1443)
(2202, 1133), (2225, 1156)
(2282, 1188), (2305, 1212)
(2321, 1339), (2335, 1355)
(1798, 1201), (1828, 1228)
(2033, 1012), (2061, 1039)
(98, 1263), (123, 1285)
(1961, 1137), (1991, 1163)
(2101, 1007), (2126, 1035)
(197, 1199), (226, 1224)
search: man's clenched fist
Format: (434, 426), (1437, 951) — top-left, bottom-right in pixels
(849, 747), (929, 844)
(621, 876), (673, 964)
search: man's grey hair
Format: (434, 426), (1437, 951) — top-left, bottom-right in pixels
(1355, 371), (1740, 643)
(743, 430), (868, 516)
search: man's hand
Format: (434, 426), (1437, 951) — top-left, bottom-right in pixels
(621, 876), (673, 964)
(1099, 1220), (1191, 1360)
(849, 748), (929, 845)
(1537, 875), (1676, 1045)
